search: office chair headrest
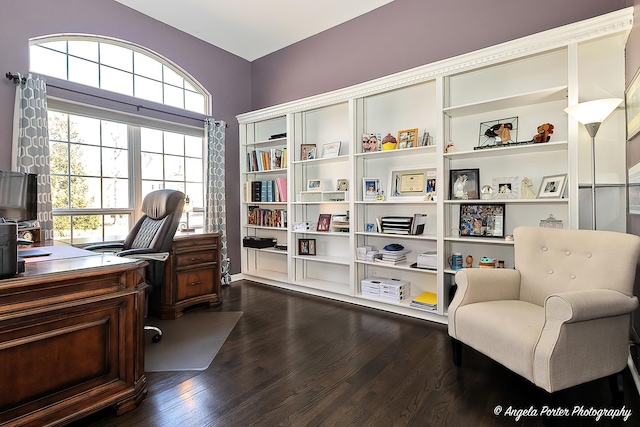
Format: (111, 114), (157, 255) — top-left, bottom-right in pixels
(142, 189), (186, 220)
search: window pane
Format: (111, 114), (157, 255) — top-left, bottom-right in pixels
(70, 144), (101, 176)
(50, 142), (69, 175)
(164, 155), (184, 181)
(163, 181), (185, 193)
(53, 215), (71, 241)
(100, 65), (133, 96)
(164, 84), (184, 109)
(100, 43), (133, 72)
(164, 131), (184, 155)
(141, 127), (163, 153)
(184, 80), (196, 92)
(102, 147), (129, 178)
(104, 213), (131, 241)
(134, 51), (162, 80)
(29, 45), (67, 79)
(68, 56), (99, 88)
(70, 115), (100, 145)
(68, 40), (98, 62)
(71, 215), (103, 243)
(102, 178), (129, 208)
(163, 65), (183, 87)
(102, 121), (128, 148)
(185, 183), (203, 207)
(39, 40), (67, 53)
(142, 180), (165, 197)
(134, 75), (163, 104)
(51, 175), (69, 209)
(185, 157), (203, 182)
(48, 111), (69, 141)
(141, 152), (164, 180)
(185, 90), (205, 114)
(185, 136), (203, 158)
(70, 177), (101, 208)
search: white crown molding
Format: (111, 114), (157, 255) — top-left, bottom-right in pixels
(237, 7), (633, 124)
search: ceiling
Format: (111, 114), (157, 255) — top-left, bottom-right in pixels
(115, 0), (395, 62)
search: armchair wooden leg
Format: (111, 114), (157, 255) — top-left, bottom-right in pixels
(451, 338), (462, 366)
(608, 372), (624, 406)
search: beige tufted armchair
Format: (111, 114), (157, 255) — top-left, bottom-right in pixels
(448, 226), (640, 394)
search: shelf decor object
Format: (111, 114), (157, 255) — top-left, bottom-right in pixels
(298, 238), (316, 255)
(301, 144), (316, 160)
(397, 128), (419, 148)
(564, 98), (622, 229)
(450, 169), (480, 200)
(363, 178), (381, 200)
(321, 141), (341, 158)
(477, 117), (518, 149)
(459, 203), (505, 238)
(491, 176), (519, 200)
(388, 167), (434, 200)
(537, 174), (567, 199)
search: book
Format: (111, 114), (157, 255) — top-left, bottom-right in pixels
(276, 177), (287, 202)
(412, 291), (437, 305)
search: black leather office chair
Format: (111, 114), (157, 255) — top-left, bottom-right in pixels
(86, 189), (185, 343)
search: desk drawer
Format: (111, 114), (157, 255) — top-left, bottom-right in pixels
(175, 251), (218, 269)
(173, 235), (218, 250)
(176, 268), (215, 301)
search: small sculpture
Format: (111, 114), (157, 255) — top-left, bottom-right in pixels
(466, 255), (473, 268)
(485, 123), (514, 144)
(532, 123), (554, 143)
(521, 177), (537, 199)
(445, 143), (457, 153)
(382, 133), (397, 150)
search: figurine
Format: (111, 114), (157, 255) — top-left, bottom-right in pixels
(532, 123), (554, 143)
(466, 255), (473, 268)
(521, 177), (537, 199)
(382, 133), (397, 150)
(445, 143), (457, 153)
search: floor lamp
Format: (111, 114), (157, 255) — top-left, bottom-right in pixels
(564, 98), (622, 230)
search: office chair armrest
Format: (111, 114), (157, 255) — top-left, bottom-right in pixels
(117, 248), (170, 262)
(84, 242), (125, 252)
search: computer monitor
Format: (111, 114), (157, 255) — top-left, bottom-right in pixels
(0, 170), (38, 224)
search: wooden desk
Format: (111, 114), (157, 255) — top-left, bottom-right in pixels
(0, 246), (148, 426)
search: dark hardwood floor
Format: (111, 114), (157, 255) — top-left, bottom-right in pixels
(75, 280), (640, 426)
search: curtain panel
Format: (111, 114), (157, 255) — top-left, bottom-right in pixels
(205, 119), (229, 284)
(11, 74), (54, 241)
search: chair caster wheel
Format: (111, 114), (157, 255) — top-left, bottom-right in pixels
(152, 334), (162, 343)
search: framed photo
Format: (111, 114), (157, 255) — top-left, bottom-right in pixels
(301, 144), (316, 161)
(537, 174), (567, 199)
(337, 179), (348, 191)
(459, 203), (505, 238)
(362, 133), (381, 152)
(479, 117), (518, 148)
(365, 223), (375, 232)
(626, 67), (640, 141)
(321, 141), (341, 158)
(307, 179), (322, 192)
(397, 128), (419, 149)
(492, 176), (519, 200)
(388, 167), (436, 200)
(363, 178), (381, 200)
(317, 214), (332, 232)
(449, 169), (480, 200)
(298, 238), (316, 255)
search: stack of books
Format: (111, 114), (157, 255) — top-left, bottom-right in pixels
(416, 251), (437, 270)
(375, 248), (409, 265)
(410, 291), (437, 311)
(361, 277), (410, 303)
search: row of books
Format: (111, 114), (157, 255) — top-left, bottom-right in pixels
(376, 214), (427, 235)
(247, 206), (287, 228)
(247, 148), (286, 172)
(245, 178), (288, 203)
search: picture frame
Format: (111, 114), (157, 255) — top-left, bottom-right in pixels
(626, 66), (640, 141)
(365, 223), (375, 232)
(362, 133), (381, 153)
(478, 117), (518, 148)
(537, 174), (567, 199)
(388, 167), (436, 201)
(459, 203), (506, 238)
(397, 128), (419, 149)
(307, 178), (322, 192)
(301, 144), (316, 161)
(491, 176), (519, 200)
(298, 238), (316, 255)
(321, 141), (341, 158)
(317, 214), (332, 232)
(363, 178), (381, 201)
(449, 169), (480, 200)
(336, 179), (348, 191)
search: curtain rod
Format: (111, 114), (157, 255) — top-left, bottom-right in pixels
(5, 72), (26, 85)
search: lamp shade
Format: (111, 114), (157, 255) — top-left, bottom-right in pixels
(564, 98), (622, 125)
(183, 196), (193, 213)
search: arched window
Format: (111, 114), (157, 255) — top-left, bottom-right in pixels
(30, 35), (209, 114)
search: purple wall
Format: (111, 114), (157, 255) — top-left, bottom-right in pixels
(0, 0), (251, 273)
(250, 0), (627, 110)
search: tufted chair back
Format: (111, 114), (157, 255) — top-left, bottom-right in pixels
(514, 226), (640, 306)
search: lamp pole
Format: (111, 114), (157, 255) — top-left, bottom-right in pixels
(584, 122), (601, 230)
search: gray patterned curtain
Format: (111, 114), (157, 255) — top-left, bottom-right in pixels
(11, 73), (53, 241)
(204, 119), (229, 284)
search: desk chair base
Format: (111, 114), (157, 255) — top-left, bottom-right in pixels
(145, 325), (163, 343)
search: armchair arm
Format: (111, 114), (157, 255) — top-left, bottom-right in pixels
(451, 268), (521, 308)
(545, 289), (639, 323)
